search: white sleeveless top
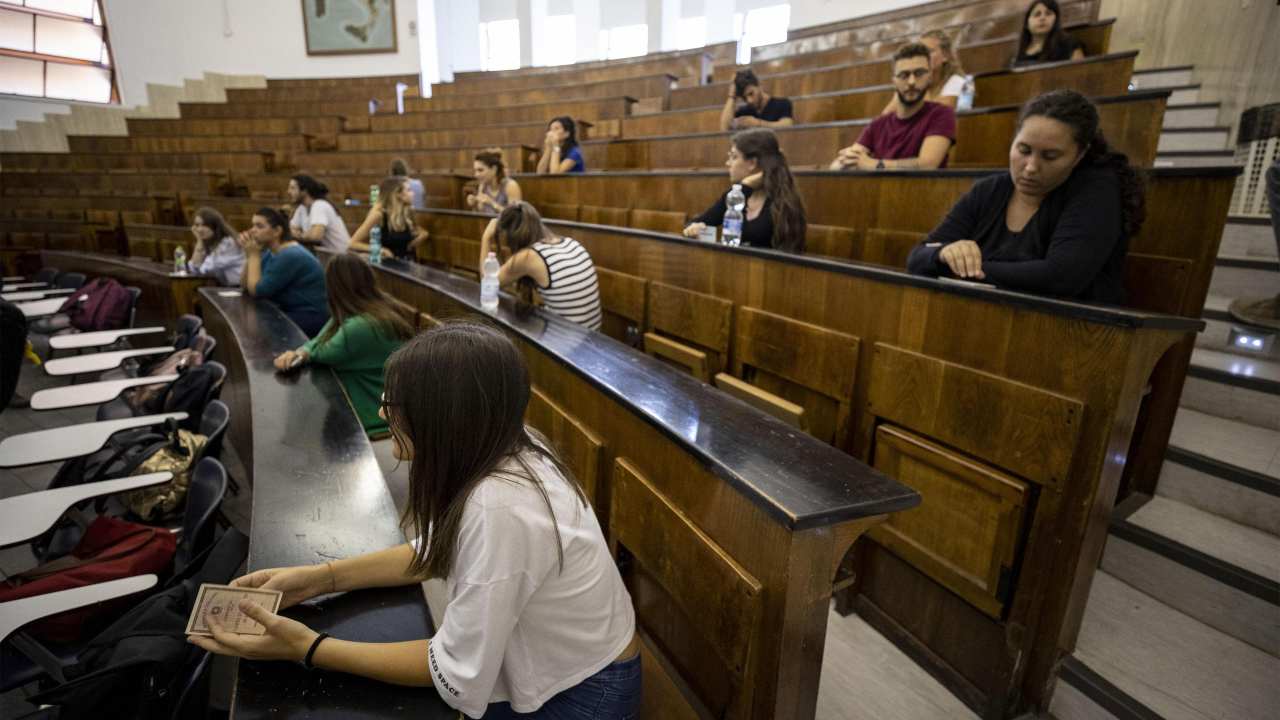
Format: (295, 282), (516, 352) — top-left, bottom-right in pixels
(531, 236), (602, 331)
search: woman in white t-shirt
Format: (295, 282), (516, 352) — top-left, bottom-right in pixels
(881, 29), (969, 115)
(187, 322), (639, 719)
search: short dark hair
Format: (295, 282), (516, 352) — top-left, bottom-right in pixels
(254, 206), (291, 242)
(291, 173), (328, 200)
(389, 158), (409, 176)
(892, 42), (932, 65)
(733, 68), (760, 98)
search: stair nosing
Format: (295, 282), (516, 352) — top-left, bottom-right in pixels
(1227, 215), (1275, 226)
(1157, 150), (1234, 157)
(1160, 126), (1230, 134)
(1167, 102), (1220, 110)
(1153, 82), (1202, 91)
(1134, 65), (1195, 74)
(1058, 656), (1166, 720)
(1109, 518), (1280, 605)
(1187, 359), (1280, 395)
(1215, 255), (1280, 271)
(1165, 445), (1280, 498)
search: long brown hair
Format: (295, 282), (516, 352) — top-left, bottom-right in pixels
(495, 202), (552, 308)
(920, 29), (965, 79)
(385, 322), (586, 579)
(1016, 0), (1071, 62)
(376, 176), (414, 233)
(316, 253), (416, 346)
(475, 148), (507, 183)
(193, 206), (237, 243)
(732, 128), (807, 253)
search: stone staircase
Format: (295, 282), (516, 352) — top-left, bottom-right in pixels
(1050, 213), (1280, 719)
(1131, 65), (1240, 169)
(0, 72), (266, 154)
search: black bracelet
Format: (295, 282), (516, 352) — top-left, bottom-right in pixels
(303, 632), (329, 670)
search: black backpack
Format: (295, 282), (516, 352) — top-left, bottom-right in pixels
(26, 528), (249, 720)
(147, 364), (220, 430)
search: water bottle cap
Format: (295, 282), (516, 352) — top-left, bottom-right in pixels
(732, 183), (742, 190)
(487, 251), (497, 259)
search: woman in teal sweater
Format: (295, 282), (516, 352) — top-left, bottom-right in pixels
(272, 253), (417, 435)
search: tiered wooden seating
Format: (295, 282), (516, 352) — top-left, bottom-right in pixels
(717, 18), (1112, 82)
(407, 74), (676, 112)
(40, 250), (208, 320)
(758, 0), (1099, 59)
(335, 118), (600, 152)
(122, 223), (194, 262)
(0, 150), (272, 175)
(0, 194), (175, 226)
(671, 49), (1136, 110)
(0, 217), (89, 252)
(292, 143), (538, 175)
(367, 96), (637, 132)
(178, 99), (371, 119)
(596, 90), (1165, 169)
(230, 172), (468, 206)
(0, 171), (224, 198)
(124, 116), (342, 138)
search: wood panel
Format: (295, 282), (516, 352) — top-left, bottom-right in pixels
(631, 209), (687, 234)
(369, 97), (636, 133)
(525, 386), (607, 509)
(868, 424), (1032, 618)
(644, 281), (733, 381)
(867, 343), (1083, 487)
(292, 144), (537, 175)
(409, 74), (674, 113)
(126, 116), (342, 137)
(336, 118), (598, 152)
(595, 266), (648, 346)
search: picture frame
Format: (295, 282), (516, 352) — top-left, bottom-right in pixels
(300, 0), (398, 56)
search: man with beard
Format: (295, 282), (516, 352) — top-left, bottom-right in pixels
(829, 43), (956, 170)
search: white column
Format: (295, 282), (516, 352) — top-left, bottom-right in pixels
(704, 0), (736, 43)
(660, 0), (682, 51)
(446, 0), (482, 74)
(517, 0), (533, 67)
(573, 0), (600, 62)
(646, 0), (663, 54)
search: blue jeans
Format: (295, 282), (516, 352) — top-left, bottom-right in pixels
(481, 654), (641, 719)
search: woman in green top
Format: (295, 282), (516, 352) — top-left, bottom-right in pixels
(272, 253), (417, 435)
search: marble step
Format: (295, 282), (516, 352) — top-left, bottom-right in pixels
(1163, 84), (1202, 105)
(1157, 126), (1231, 152)
(1131, 65), (1195, 90)
(1103, 495), (1279, 655)
(1182, 346), (1280, 431)
(1162, 102), (1220, 129)
(1196, 315), (1280, 360)
(1219, 217), (1276, 260)
(1051, 571), (1280, 720)
(1154, 149), (1236, 167)
(1207, 256), (1280, 299)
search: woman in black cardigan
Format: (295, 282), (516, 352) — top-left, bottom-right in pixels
(906, 89), (1144, 305)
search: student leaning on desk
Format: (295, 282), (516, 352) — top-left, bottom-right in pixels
(188, 322), (640, 720)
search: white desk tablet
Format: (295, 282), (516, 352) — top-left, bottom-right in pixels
(0, 575), (158, 643)
(0, 472), (172, 547)
(16, 298), (66, 318)
(0, 412), (187, 468)
(49, 326), (166, 350)
(2, 288), (74, 302)
(30, 374), (179, 410)
(43, 346), (174, 376)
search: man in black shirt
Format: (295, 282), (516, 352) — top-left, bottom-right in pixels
(720, 69), (795, 131)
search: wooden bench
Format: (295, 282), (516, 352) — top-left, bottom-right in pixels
(292, 144), (538, 175)
(125, 116), (342, 138)
(0, 170), (226, 198)
(232, 173), (468, 208)
(40, 250), (209, 322)
(408, 74), (676, 112)
(197, 288), (453, 719)
(0, 151), (271, 175)
(177, 99), (371, 119)
(611, 90), (1165, 169)
(335, 118), (601, 152)
(122, 223), (196, 263)
(368, 96), (638, 132)
(328, 251), (918, 720)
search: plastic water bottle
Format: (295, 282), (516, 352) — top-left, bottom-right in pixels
(173, 246), (187, 274)
(480, 252), (500, 312)
(369, 183), (380, 206)
(957, 75), (976, 111)
(722, 184), (745, 247)
(369, 225), (383, 265)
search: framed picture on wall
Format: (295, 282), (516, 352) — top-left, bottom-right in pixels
(301, 0), (398, 56)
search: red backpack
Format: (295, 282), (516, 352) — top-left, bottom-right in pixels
(0, 515), (177, 642)
(57, 277), (133, 332)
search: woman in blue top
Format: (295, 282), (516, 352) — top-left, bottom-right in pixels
(238, 207), (330, 337)
(536, 116), (584, 174)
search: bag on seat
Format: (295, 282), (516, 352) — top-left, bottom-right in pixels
(123, 348), (205, 413)
(56, 277), (132, 332)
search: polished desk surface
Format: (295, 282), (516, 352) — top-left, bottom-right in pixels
(0, 575), (157, 643)
(30, 374), (178, 410)
(43, 346), (174, 376)
(0, 472), (172, 548)
(49, 326), (166, 350)
(198, 289), (451, 719)
(360, 254), (920, 530)
(0, 412), (187, 468)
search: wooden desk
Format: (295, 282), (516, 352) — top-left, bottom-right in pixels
(599, 90), (1166, 168)
(0, 473), (172, 548)
(328, 254), (918, 720)
(408, 73), (676, 112)
(0, 413), (187, 468)
(399, 207), (1203, 716)
(198, 289), (452, 719)
(39, 251), (210, 325)
(369, 96), (637, 132)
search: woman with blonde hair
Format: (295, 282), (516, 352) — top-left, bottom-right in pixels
(466, 148), (523, 216)
(349, 175), (429, 260)
(881, 30), (969, 114)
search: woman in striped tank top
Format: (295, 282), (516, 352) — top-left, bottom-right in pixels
(479, 202), (603, 331)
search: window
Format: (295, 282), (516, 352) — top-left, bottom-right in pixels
(0, 0), (117, 103)
(536, 13), (576, 66)
(736, 4), (790, 65)
(478, 18), (520, 71)
(597, 24), (647, 60)
(675, 16), (706, 51)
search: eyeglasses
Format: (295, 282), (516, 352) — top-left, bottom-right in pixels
(893, 69), (932, 81)
(379, 394), (398, 412)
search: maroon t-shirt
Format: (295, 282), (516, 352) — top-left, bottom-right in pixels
(856, 101), (957, 167)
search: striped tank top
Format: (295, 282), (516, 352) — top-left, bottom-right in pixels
(531, 236), (602, 331)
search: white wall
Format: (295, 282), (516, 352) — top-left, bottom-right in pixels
(104, 0), (420, 106)
(0, 95), (73, 131)
(784, 0), (933, 31)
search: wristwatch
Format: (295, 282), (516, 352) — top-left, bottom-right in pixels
(876, 159), (886, 170)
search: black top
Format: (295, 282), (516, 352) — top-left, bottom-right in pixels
(734, 96), (794, 122)
(1013, 35), (1084, 66)
(905, 166), (1128, 305)
(380, 216), (415, 259)
(693, 185), (774, 249)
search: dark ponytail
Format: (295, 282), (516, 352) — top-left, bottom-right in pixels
(548, 116), (578, 154)
(255, 206), (292, 242)
(291, 173), (329, 200)
(1017, 89), (1146, 236)
(495, 202), (550, 316)
(731, 128), (807, 253)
